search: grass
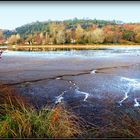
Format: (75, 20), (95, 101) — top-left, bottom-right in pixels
(1, 85), (140, 138)
(0, 85), (82, 138)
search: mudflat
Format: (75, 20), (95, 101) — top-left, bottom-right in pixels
(1, 49), (140, 125)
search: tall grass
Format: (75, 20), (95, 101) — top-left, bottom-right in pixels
(0, 85), (82, 138)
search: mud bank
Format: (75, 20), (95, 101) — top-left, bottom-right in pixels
(1, 48), (140, 125)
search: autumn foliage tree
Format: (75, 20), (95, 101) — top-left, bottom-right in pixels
(135, 33), (140, 43)
(0, 30), (5, 45)
(105, 31), (122, 43)
(92, 28), (105, 43)
(2, 19), (140, 45)
(75, 24), (85, 44)
(56, 23), (66, 44)
(7, 34), (20, 45)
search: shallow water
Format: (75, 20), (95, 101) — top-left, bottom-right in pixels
(1, 46), (140, 108)
(3, 46), (140, 58)
(119, 77), (140, 107)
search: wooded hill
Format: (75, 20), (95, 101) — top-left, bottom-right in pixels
(1, 18), (140, 45)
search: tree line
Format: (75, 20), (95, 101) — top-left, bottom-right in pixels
(0, 18), (140, 45)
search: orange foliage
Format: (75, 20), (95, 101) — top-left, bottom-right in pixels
(122, 24), (135, 31)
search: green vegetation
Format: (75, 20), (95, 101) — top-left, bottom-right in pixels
(1, 18), (140, 46)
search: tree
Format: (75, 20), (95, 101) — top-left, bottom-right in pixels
(123, 24), (135, 31)
(48, 22), (58, 44)
(7, 34), (20, 45)
(122, 30), (135, 41)
(40, 32), (44, 44)
(26, 34), (34, 45)
(105, 31), (122, 43)
(0, 30), (3, 38)
(86, 24), (97, 31)
(135, 33), (140, 43)
(33, 33), (43, 45)
(43, 32), (50, 44)
(48, 22), (66, 44)
(120, 24), (136, 42)
(65, 29), (72, 44)
(0, 30), (5, 45)
(56, 23), (66, 44)
(133, 25), (140, 34)
(71, 29), (76, 44)
(75, 24), (85, 43)
(84, 31), (94, 44)
(92, 28), (105, 43)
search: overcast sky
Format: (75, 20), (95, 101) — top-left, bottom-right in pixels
(0, 1), (140, 30)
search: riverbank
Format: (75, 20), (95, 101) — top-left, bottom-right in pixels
(5, 44), (140, 51)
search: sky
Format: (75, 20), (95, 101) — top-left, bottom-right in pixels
(0, 1), (140, 30)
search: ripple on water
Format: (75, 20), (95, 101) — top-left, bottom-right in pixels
(55, 91), (65, 104)
(119, 77), (140, 107)
(55, 96), (64, 104)
(90, 70), (97, 74)
(75, 89), (89, 101)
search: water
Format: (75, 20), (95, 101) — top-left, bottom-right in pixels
(3, 46), (140, 58)
(2, 46), (140, 107)
(119, 77), (140, 107)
